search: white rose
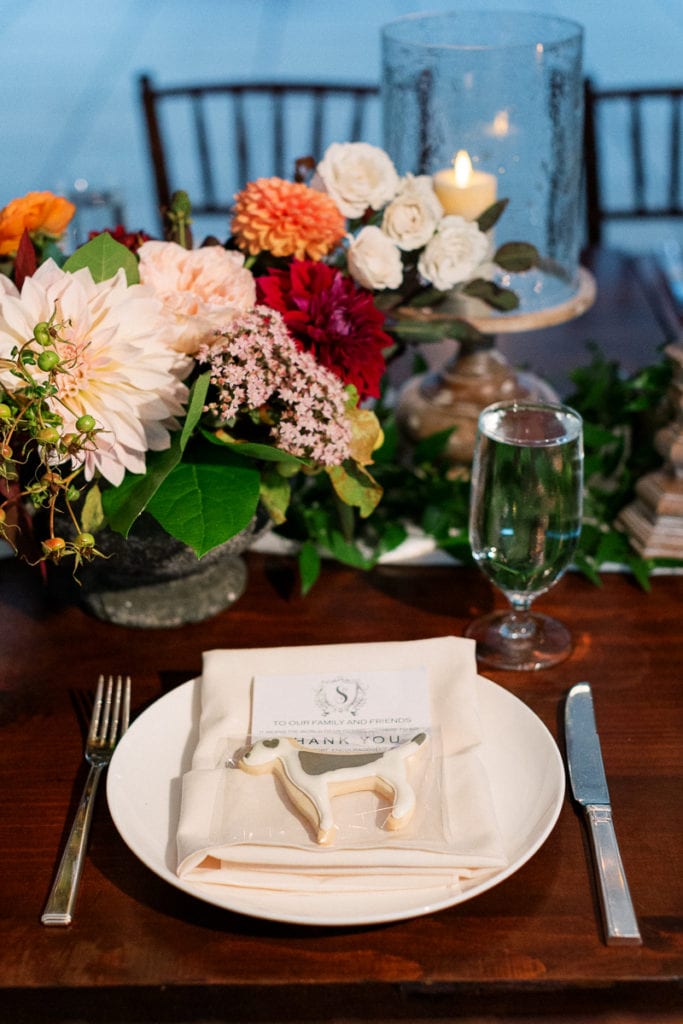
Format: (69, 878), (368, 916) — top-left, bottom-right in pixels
(417, 216), (491, 291)
(381, 174), (443, 251)
(347, 225), (404, 291)
(315, 142), (400, 218)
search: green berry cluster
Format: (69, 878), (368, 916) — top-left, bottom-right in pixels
(0, 313), (102, 567)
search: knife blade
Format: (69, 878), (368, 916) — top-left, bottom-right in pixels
(565, 682), (642, 946)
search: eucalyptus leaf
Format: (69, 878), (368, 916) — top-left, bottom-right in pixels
(63, 233), (140, 285)
(409, 287), (449, 308)
(493, 241), (538, 273)
(388, 317), (488, 345)
(476, 198), (509, 233)
(461, 278), (520, 311)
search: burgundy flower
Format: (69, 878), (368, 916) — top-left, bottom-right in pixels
(88, 224), (153, 253)
(256, 260), (391, 400)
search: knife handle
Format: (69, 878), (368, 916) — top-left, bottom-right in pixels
(585, 805), (642, 946)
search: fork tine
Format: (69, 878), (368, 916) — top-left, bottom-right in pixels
(108, 676), (123, 746)
(121, 675), (132, 735)
(87, 674), (105, 744)
(99, 674), (114, 741)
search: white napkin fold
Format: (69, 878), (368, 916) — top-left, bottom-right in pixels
(177, 636), (507, 893)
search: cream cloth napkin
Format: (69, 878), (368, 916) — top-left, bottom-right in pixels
(176, 636), (507, 893)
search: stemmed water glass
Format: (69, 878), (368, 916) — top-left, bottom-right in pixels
(466, 400), (584, 671)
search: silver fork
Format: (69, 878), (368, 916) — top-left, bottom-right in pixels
(41, 674), (131, 926)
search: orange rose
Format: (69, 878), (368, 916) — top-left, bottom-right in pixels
(0, 191), (76, 256)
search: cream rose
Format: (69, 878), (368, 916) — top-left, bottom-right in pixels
(417, 216), (491, 292)
(315, 142), (400, 218)
(138, 241), (256, 354)
(381, 174), (443, 251)
(347, 225), (403, 291)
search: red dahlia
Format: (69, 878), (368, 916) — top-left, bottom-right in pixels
(256, 260), (391, 400)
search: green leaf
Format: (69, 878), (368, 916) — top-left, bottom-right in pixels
(413, 427), (455, 463)
(101, 374), (209, 535)
(181, 372), (211, 444)
(388, 316), (488, 345)
(259, 469), (291, 525)
(476, 198), (509, 233)
(493, 241), (538, 273)
(325, 530), (375, 569)
(146, 459), (261, 556)
(326, 461), (383, 518)
(298, 540), (322, 595)
(461, 277), (520, 311)
(102, 436), (187, 535)
(204, 430), (305, 468)
(81, 484), (106, 534)
(408, 286), (449, 308)
(63, 232), (140, 285)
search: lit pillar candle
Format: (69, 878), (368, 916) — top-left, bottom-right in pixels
(433, 150), (497, 221)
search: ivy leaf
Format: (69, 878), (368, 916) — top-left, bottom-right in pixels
(494, 241), (538, 272)
(298, 540), (322, 595)
(461, 277), (520, 311)
(64, 232), (140, 284)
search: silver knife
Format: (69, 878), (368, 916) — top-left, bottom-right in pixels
(565, 682), (642, 946)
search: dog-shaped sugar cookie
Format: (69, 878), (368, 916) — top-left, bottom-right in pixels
(238, 734), (428, 845)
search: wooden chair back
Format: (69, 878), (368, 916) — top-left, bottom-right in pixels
(139, 74), (380, 234)
(584, 79), (683, 246)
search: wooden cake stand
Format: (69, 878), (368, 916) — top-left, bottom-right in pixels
(394, 267), (597, 464)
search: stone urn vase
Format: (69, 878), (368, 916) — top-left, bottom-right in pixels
(72, 509), (270, 628)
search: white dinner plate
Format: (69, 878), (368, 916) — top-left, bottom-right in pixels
(107, 675), (565, 927)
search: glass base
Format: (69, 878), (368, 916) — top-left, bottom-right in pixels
(465, 610), (573, 671)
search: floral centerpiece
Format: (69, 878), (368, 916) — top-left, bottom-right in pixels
(0, 143), (536, 594)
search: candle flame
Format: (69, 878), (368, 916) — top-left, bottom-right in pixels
(491, 110), (510, 137)
(453, 150), (473, 187)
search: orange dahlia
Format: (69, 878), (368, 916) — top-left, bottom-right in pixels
(231, 177), (345, 261)
(0, 191), (76, 256)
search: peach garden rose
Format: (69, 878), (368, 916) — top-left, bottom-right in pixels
(138, 240), (256, 354)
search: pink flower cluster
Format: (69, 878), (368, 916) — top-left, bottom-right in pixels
(199, 306), (352, 466)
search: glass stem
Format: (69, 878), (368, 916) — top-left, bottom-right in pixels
(501, 597), (537, 641)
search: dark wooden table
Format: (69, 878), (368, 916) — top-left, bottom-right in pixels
(0, 552), (681, 1024)
(1, 249), (682, 1023)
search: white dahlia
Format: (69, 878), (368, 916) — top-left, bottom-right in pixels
(0, 259), (191, 486)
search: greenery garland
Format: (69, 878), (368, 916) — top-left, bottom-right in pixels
(277, 345), (682, 592)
